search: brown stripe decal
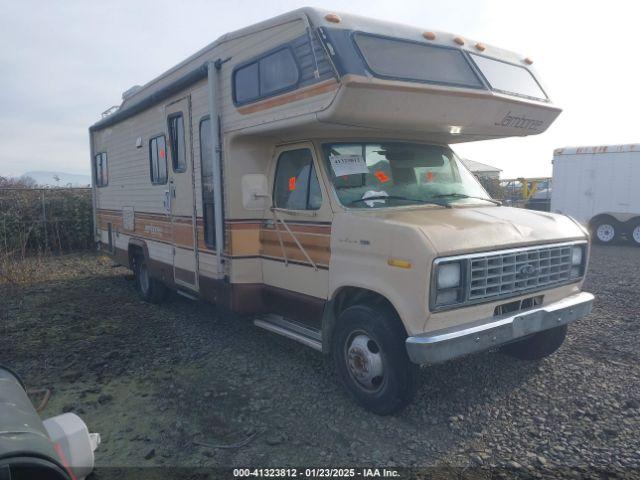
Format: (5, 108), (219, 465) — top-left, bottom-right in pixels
(237, 79), (339, 115)
(97, 209), (332, 268)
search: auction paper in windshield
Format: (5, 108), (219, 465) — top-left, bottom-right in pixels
(330, 155), (369, 177)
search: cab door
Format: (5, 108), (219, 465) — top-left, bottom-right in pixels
(260, 142), (333, 328)
(165, 96), (198, 291)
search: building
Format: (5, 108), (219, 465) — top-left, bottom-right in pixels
(461, 158), (502, 179)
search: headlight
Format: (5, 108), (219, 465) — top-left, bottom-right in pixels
(570, 245), (585, 278)
(434, 261), (464, 307)
(437, 262), (461, 289)
(571, 246), (583, 266)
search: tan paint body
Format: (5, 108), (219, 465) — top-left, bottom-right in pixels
(328, 204), (587, 336)
(90, 8), (587, 346)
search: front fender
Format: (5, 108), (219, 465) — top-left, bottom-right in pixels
(328, 214), (432, 335)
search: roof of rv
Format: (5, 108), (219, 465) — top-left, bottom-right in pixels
(554, 144), (640, 155)
(100, 7), (538, 117)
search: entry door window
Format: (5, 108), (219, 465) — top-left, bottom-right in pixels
(168, 113), (187, 172)
(273, 149), (322, 210)
(199, 117), (223, 248)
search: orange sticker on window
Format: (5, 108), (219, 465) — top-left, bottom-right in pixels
(159, 148), (165, 159)
(426, 171), (434, 182)
(288, 176), (296, 191)
(374, 171), (389, 183)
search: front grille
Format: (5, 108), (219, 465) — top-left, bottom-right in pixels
(468, 244), (573, 301)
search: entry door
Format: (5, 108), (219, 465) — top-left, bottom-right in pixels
(261, 142), (333, 328)
(165, 96), (198, 290)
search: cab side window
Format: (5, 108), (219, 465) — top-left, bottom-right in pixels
(273, 149), (322, 210)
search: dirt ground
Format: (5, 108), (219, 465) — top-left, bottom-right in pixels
(1, 245), (639, 478)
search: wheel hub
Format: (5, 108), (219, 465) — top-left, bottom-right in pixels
(596, 223), (615, 242)
(633, 226), (640, 244)
(346, 334), (384, 392)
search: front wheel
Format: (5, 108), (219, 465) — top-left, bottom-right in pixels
(332, 304), (419, 415)
(501, 325), (567, 361)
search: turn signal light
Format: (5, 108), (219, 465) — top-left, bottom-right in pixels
(388, 258), (412, 269)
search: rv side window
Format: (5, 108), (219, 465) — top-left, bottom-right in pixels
(94, 152), (108, 187)
(168, 113), (187, 172)
(149, 135), (168, 185)
(273, 149), (322, 211)
(233, 48), (300, 105)
(199, 117), (222, 248)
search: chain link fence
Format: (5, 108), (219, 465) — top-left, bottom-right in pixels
(0, 188), (94, 257)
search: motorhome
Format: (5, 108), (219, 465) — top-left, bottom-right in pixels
(89, 8), (594, 414)
(552, 144), (640, 246)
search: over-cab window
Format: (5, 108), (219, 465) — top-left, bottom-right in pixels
(233, 48), (300, 105)
(149, 135), (168, 185)
(94, 152), (108, 187)
(353, 32), (483, 89)
(470, 53), (547, 101)
(273, 149), (322, 210)
(168, 113), (186, 172)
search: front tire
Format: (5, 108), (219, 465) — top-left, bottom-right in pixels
(501, 325), (567, 361)
(332, 304), (419, 415)
(592, 217), (618, 244)
(132, 254), (167, 304)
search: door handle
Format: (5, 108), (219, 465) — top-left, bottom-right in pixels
(163, 190), (171, 212)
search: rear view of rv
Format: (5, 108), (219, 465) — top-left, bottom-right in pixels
(552, 145), (640, 246)
(89, 8), (593, 414)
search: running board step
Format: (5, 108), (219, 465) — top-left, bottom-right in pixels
(254, 315), (322, 352)
(176, 289), (198, 301)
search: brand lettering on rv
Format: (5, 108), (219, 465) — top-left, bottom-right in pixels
(495, 111), (544, 130)
(144, 225), (163, 234)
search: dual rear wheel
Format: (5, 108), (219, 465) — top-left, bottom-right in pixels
(131, 253), (167, 303)
(592, 216), (640, 246)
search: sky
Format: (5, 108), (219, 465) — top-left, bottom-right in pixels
(1, 0), (639, 179)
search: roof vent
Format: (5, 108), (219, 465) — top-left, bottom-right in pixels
(122, 85), (143, 101)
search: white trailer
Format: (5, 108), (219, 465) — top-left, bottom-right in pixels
(551, 144), (640, 245)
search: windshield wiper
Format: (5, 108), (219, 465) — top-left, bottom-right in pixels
(432, 193), (501, 205)
(349, 195), (451, 208)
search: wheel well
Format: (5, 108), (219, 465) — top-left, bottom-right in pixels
(589, 214), (619, 230)
(322, 287), (407, 353)
(127, 244), (144, 270)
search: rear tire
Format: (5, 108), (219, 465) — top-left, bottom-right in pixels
(629, 220), (640, 247)
(332, 304), (419, 415)
(592, 217), (618, 244)
(501, 325), (567, 361)
(132, 254), (167, 304)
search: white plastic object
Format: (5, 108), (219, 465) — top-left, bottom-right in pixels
(42, 413), (100, 480)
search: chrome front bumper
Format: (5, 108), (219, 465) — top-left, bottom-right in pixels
(406, 292), (594, 365)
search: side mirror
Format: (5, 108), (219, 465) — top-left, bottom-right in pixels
(241, 174), (271, 210)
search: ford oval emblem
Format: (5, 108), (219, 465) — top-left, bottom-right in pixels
(518, 264), (538, 277)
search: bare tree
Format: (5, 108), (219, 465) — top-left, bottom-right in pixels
(0, 175), (38, 188)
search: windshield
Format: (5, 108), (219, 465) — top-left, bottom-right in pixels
(322, 142), (493, 209)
